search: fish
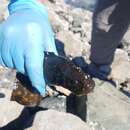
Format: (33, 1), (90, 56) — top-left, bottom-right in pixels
(11, 52), (95, 106)
(44, 52), (95, 96)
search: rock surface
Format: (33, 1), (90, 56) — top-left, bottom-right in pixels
(0, 0), (8, 22)
(25, 110), (90, 130)
(65, 0), (97, 11)
(0, 89), (90, 130)
(111, 49), (130, 83)
(87, 79), (130, 130)
(56, 30), (83, 57)
(0, 89), (24, 127)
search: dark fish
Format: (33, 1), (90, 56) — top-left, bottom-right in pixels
(44, 52), (95, 96)
(11, 52), (95, 106)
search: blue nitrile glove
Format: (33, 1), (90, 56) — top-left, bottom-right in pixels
(0, 0), (58, 96)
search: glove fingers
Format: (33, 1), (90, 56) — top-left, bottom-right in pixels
(11, 47), (25, 74)
(24, 47), (46, 96)
(0, 22), (25, 73)
(0, 24), (6, 67)
(0, 30), (14, 68)
(0, 39), (25, 74)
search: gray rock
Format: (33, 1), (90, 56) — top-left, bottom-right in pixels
(65, 0), (97, 11)
(69, 8), (93, 43)
(123, 29), (130, 47)
(0, 88), (90, 130)
(25, 110), (90, 130)
(87, 80), (130, 130)
(0, 67), (16, 89)
(39, 95), (66, 112)
(56, 30), (83, 57)
(0, 0), (8, 22)
(111, 49), (130, 83)
(45, 0), (71, 33)
(0, 89), (24, 127)
(48, 10), (69, 33)
(122, 29), (130, 55)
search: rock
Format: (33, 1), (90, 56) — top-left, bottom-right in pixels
(123, 29), (130, 47)
(110, 49), (130, 83)
(0, 89), (24, 127)
(65, 0), (97, 11)
(69, 8), (93, 43)
(0, 67), (16, 89)
(45, 0), (70, 32)
(0, 88), (90, 130)
(122, 29), (130, 56)
(56, 30), (83, 57)
(25, 110), (90, 130)
(87, 80), (130, 130)
(120, 79), (130, 93)
(0, 0), (8, 22)
(48, 9), (69, 33)
(48, 0), (56, 3)
(46, 0), (93, 45)
(82, 43), (91, 63)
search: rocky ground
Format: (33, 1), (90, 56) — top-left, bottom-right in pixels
(0, 0), (130, 130)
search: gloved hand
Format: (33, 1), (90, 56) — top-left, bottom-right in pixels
(0, 0), (58, 96)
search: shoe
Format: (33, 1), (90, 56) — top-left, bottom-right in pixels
(86, 62), (111, 80)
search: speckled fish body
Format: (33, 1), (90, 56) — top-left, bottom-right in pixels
(44, 52), (95, 96)
(11, 52), (95, 106)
